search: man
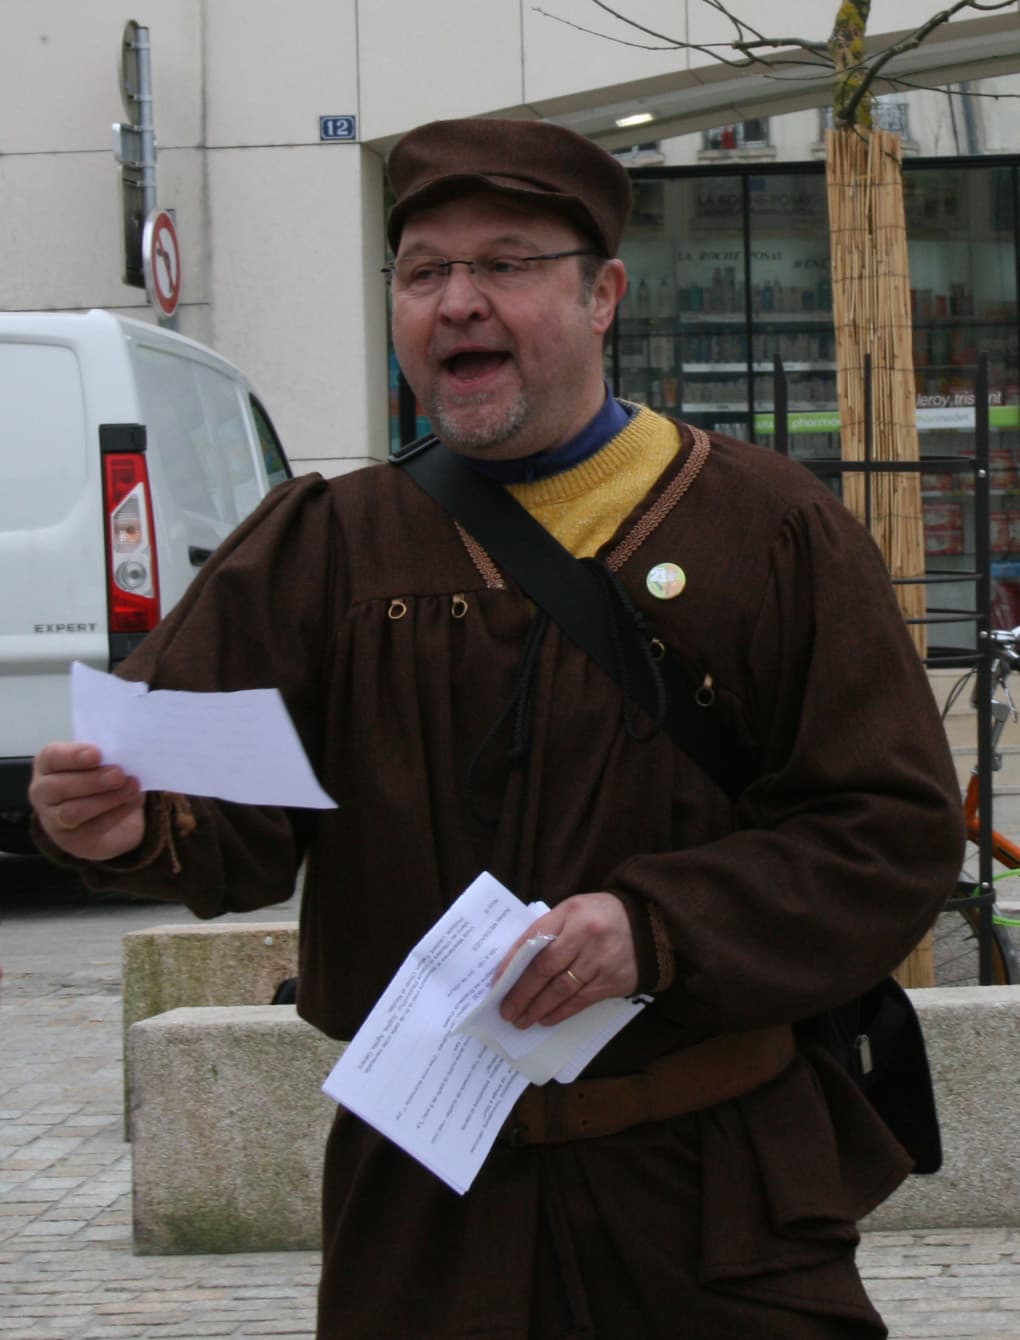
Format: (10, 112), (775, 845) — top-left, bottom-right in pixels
(31, 118), (963, 1338)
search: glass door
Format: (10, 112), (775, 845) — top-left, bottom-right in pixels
(612, 174), (748, 433)
(908, 164), (1019, 640)
(745, 172), (838, 463)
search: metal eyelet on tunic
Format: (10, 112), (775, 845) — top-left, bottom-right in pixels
(695, 673), (715, 707)
(388, 598), (408, 621)
(451, 593), (468, 620)
(649, 637), (665, 662)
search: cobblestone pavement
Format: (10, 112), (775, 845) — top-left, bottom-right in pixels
(3, 866), (1020, 1339)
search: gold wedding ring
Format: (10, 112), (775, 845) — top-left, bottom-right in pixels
(563, 967), (585, 990)
(54, 805), (76, 831)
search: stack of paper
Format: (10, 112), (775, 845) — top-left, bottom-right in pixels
(321, 872), (647, 1194)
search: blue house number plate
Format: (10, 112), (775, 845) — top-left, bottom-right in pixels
(320, 116), (357, 142)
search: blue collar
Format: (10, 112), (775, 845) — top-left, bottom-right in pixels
(460, 389), (635, 484)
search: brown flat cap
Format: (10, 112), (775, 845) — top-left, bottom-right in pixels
(386, 117), (632, 256)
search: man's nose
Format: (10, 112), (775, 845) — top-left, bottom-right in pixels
(437, 264), (491, 321)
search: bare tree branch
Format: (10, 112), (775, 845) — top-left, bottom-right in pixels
(538, 0), (1018, 130)
(531, 8), (684, 51)
(699, 0), (769, 48)
(730, 37), (831, 56)
(535, 5), (838, 73)
(841, 0), (1018, 126)
(533, 4), (764, 67)
(885, 74), (1020, 98)
(589, 0), (833, 60)
(587, 0), (686, 46)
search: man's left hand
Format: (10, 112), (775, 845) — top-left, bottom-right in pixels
(496, 892), (638, 1029)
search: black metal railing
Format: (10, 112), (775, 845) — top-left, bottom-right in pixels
(771, 351), (998, 981)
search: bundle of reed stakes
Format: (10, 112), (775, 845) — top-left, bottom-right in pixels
(827, 129), (935, 988)
(826, 127), (927, 660)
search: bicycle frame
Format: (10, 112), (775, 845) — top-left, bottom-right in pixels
(950, 634), (1020, 983)
(962, 666), (1020, 868)
(962, 773), (1020, 870)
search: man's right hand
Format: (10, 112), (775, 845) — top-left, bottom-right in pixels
(29, 744), (145, 862)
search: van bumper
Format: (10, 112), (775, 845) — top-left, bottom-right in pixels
(0, 758), (32, 812)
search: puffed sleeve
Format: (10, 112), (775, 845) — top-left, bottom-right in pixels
(33, 473), (345, 918)
(607, 492), (965, 1035)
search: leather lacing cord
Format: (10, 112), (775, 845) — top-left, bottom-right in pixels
(464, 606), (551, 827)
(579, 557), (668, 743)
(464, 559), (668, 826)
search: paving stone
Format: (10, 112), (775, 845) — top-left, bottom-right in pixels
(9, 891), (1020, 1338)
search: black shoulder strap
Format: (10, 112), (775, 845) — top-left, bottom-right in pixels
(391, 436), (754, 801)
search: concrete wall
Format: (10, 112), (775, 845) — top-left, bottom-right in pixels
(120, 921), (299, 1137)
(121, 921), (299, 1037)
(129, 1005), (339, 1254)
(866, 986), (1020, 1230)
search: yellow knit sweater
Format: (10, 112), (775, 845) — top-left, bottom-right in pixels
(506, 407), (680, 558)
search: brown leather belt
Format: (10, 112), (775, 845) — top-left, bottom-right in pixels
(501, 1023), (795, 1147)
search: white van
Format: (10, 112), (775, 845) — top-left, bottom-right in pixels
(0, 309), (292, 851)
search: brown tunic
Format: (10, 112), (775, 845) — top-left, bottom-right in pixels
(66, 423), (964, 1339)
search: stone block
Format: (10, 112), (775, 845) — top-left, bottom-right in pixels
(129, 1005), (342, 1254)
(127, 987), (1020, 1254)
(122, 921), (300, 1027)
(865, 986), (1020, 1230)
(121, 922), (299, 1134)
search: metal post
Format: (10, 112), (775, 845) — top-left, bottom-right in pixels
(129, 25), (157, 221)
(864, 352), (873, 534)
(114, 22), (166, 317)
(974, 351), (994, 983)
(772, 354), (788, 455)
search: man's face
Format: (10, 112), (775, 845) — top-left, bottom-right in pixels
(390, 192), (625, 461)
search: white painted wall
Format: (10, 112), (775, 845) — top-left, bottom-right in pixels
(2, 0), (1018, 477)
(359, 1), (526, 143)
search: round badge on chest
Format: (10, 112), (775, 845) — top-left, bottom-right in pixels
(645, 562), (687, 600)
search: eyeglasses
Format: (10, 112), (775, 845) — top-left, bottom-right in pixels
(381, 249), (601, 297)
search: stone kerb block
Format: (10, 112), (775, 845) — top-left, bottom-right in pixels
(121, 921), (299, 1134)
(128, 986), (1020, 1254)
(865, 985), (1020, 1230)
(130, 1005), (342, 1254)
(122, 921), (300, 1027)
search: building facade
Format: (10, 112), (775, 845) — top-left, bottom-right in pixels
(3, 1), (1020, 479)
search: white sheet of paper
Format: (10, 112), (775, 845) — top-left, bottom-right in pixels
(70, 660), (336, 809)
(321, 871), (647, 1193)
(457, 969), (647, 1085)
(322, 872), (542, 1194)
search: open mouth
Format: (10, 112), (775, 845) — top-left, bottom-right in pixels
(442, 351), (511, 383)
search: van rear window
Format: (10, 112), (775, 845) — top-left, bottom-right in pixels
(0, 343), (87, 531)
(132, 345), (263, 528)
(251, 397), (291, 487)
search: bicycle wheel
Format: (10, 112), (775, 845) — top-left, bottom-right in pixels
(933, 902), (1018, 985)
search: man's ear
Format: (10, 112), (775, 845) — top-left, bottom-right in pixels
(591, 260), (628, 336)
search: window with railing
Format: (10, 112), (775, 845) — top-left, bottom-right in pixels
(820, 97), (911, 139)
(614, 140), (665, 166)
(702, 119), (770, 152)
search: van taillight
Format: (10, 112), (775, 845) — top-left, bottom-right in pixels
(102, 453), (161, 633)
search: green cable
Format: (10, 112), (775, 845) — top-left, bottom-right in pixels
(958, 867), (1020, 926)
